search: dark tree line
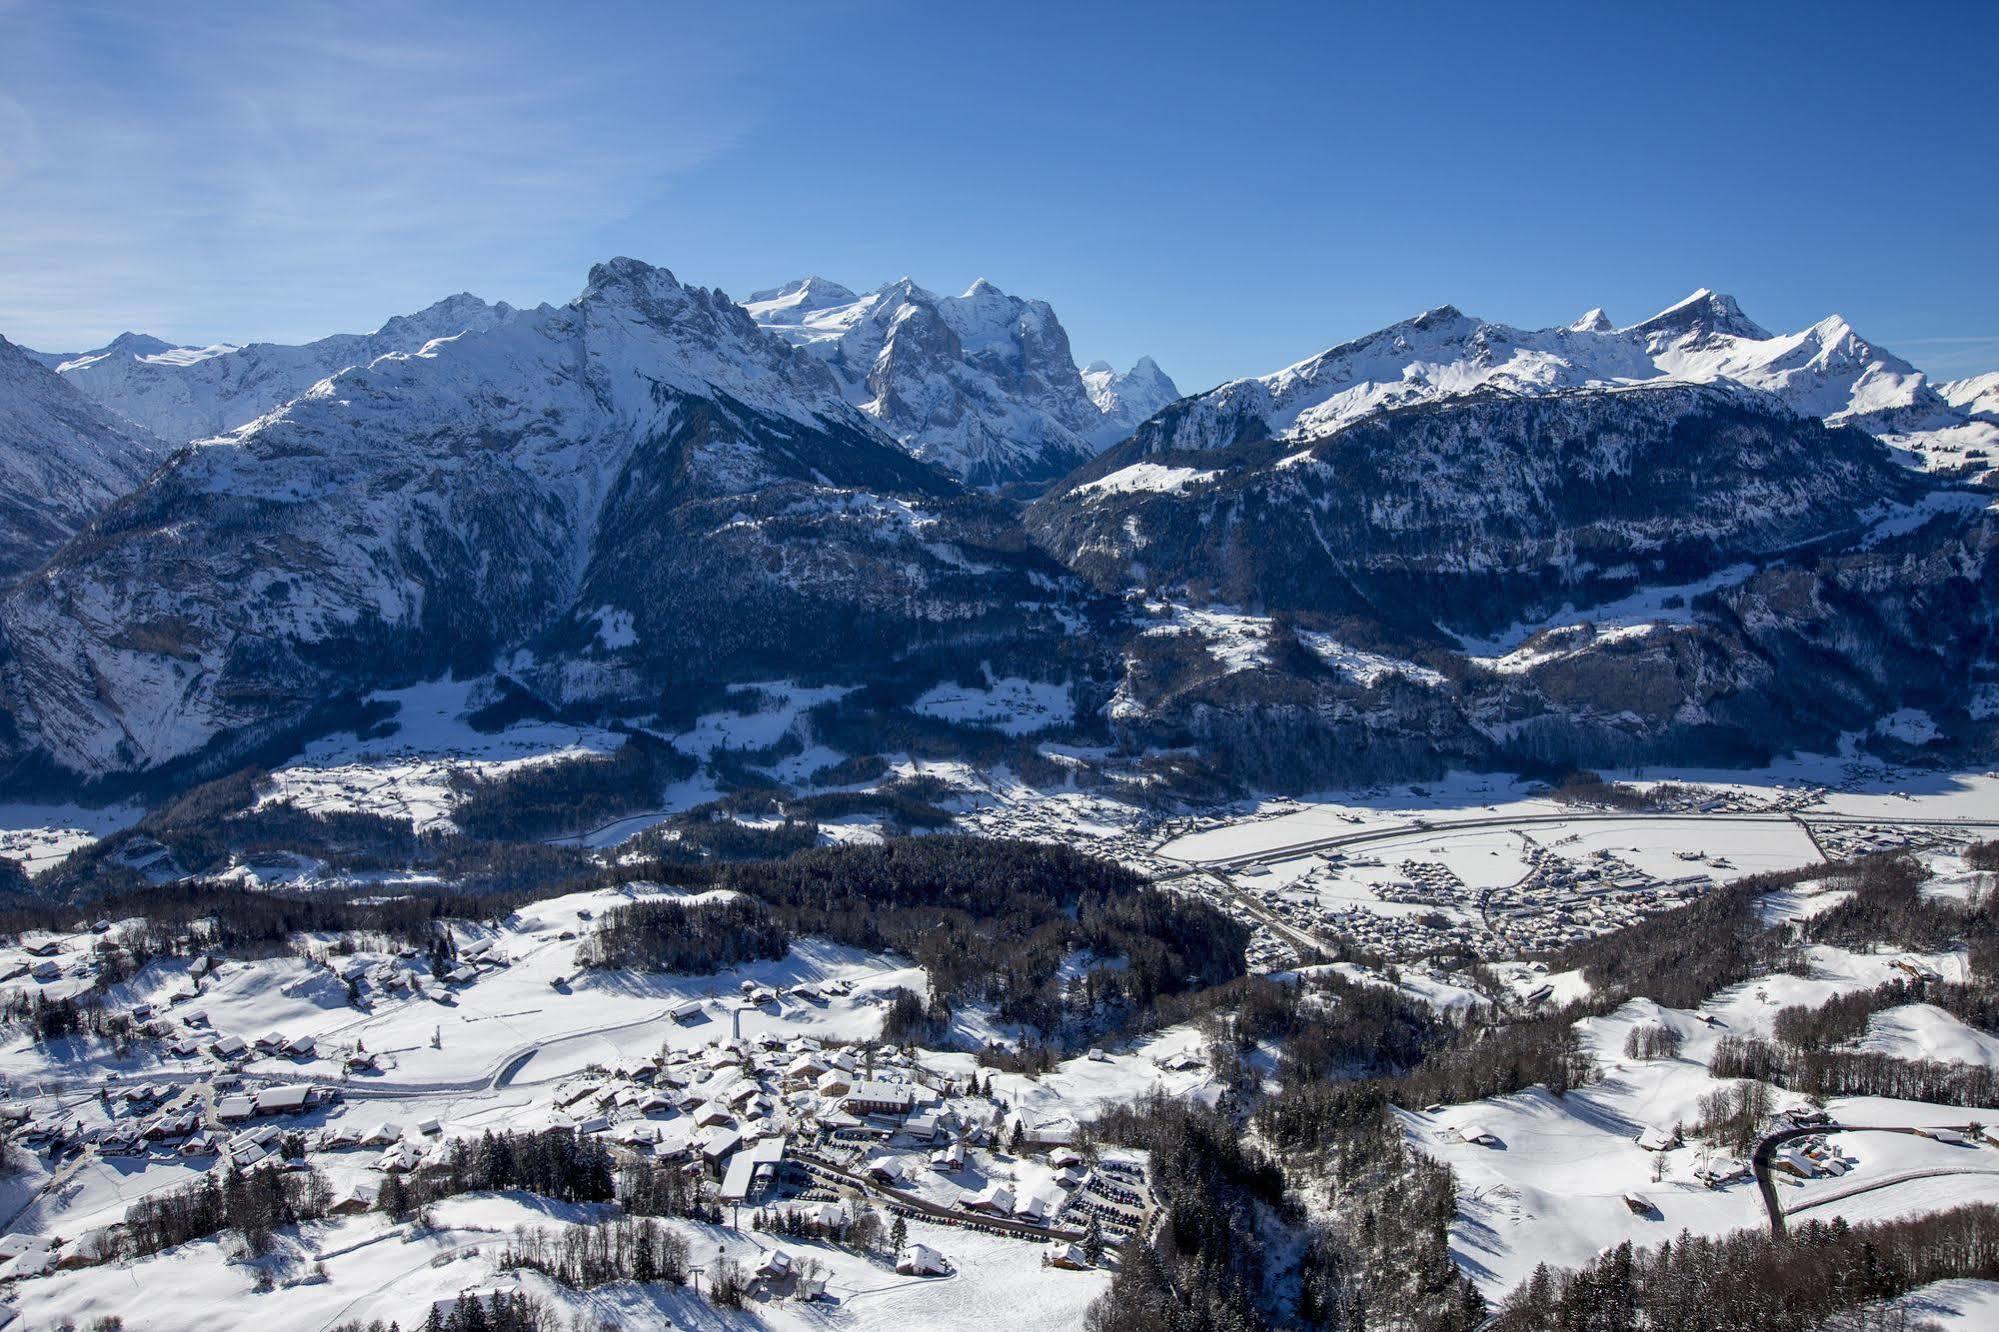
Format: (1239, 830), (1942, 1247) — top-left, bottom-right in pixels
(124, 1165), (330, 1258)
(451, 733), (697, 841)
(577, 896), (790, 973)
(500, 1218), (691, 1290)
(604, 837), (1250, 1043)
(1087, 1095), (1291, 1332)
(1774, 977), (1999, 1050)
(1496, 1205), (1999, 1332)
(390, 1129), (617, 1213)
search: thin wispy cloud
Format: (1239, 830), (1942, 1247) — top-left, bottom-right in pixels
(0, 3), (757, 348)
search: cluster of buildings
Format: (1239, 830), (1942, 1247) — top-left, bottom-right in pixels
(1482, 842), (1712, 954)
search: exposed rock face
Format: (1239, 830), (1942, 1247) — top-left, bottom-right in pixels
(0, 274), (1992, 795)
(1032, 384), (1920, 633)
(0, 336), (164, 584)
(0, 259), (1069, 785)
(746, 276), (1176, 486)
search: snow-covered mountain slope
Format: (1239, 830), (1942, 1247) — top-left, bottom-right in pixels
(37, 293), (515, 445)
(1031, 368), (1999, 787)
(1942, 372), (1999, 423)
(1033, 382), (1922, 633)
(1116, 289), (1994, 479)
(0, 258), (1067, 783)
(744, 276), (1175, 486)
(0, 336), (165, 583)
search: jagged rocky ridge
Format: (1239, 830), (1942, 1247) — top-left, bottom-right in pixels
(1112, 290), (1996, 482)
(36, 294), (516, 445)
(0, 276), (1993, 794)
(0, 259), (1083, 787)
(744, 275), (1177, 486)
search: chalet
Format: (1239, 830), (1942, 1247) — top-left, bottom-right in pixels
(867, 1158), (910, 1187)
(898, 1243), (950, 1276)
(756, 1249), (793, 1281)
(692, 1101), (733, 1128)
(1011, 1113), (1080, 1149)
(30, 960), (61, 982)
(1457, 1123), (1500, 1147)
(1013, 1191), (1059, 1224)
(698, 1126), (742, 1162)
(215, 1095), (257, 1123)
(1049, 1243), (1093, 1271)
(23, 941), (64, 958)
(816, 1069), (854, 1098)
(1636, 1126), (1680, 1152)
(960, 1182), (1014, 1214)
(328, 1180), (381, 1215)
(1622, 1193), (1654, 1216)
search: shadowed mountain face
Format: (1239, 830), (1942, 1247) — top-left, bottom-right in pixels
(0, 335), (164, 585)
(1030, 384), (1921, 634)
(0, 276), (1992, 794)
(0, 259), (1074, 786)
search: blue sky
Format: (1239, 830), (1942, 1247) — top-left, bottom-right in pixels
(3, 0), (1995, 389)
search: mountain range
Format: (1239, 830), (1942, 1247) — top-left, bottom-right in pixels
(0, 263), (1991, 795)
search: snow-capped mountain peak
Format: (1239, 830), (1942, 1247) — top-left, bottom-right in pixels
(1082, 355), (1181, 434)
(1120, 289), (1992, 477)
(741, 275), (860, 318)
(742, 272), (1175, 485)
(1628, 288), (1771, 342)
(40, 290), (519, 445)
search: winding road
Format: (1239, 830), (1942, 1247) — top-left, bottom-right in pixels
(1749, 1123), (1999, 1236)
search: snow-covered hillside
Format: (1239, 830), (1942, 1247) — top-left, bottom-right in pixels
(1120, 289), (1997, 479)
(0, 336), (164, 583)
(745, 276), (1176, 485)
(37, 293), (516, 445)
(1942, 371), (1999, 423)
(0, 258), (1056, 782)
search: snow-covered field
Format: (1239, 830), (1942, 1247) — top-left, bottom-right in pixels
(1406, 859), (1999, 1303)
